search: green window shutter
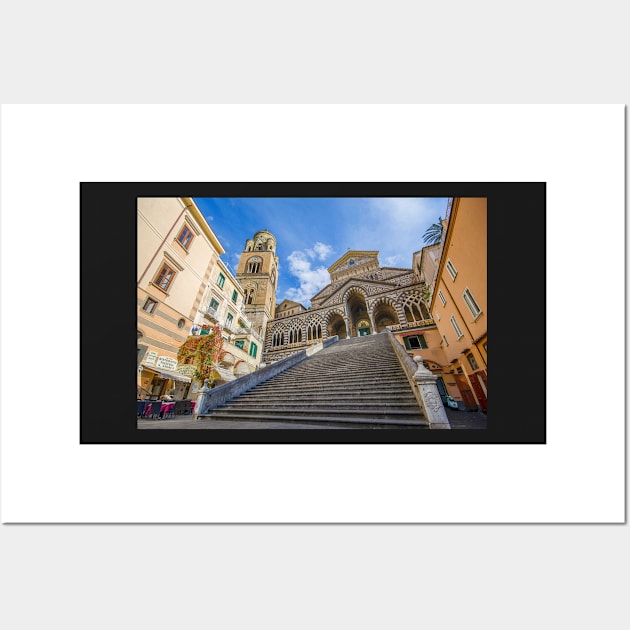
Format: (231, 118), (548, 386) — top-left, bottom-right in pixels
(403, 337), (412, 350)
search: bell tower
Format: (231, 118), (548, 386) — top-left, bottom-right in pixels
(235, 229), (279, 340)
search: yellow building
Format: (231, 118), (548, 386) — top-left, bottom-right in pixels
(428, 197), (487, 412)
(137, 197), (225, 400)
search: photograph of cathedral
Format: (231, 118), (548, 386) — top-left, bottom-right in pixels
(137, 196), (487, 431)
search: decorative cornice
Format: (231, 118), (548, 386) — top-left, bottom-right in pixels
(327, 250), (379, 273)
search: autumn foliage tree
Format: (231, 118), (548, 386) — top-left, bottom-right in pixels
(177, 325), (226, 384)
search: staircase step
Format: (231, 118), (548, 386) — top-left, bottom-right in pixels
(208, 406), (423, 419)
(206, 411), (429, 428)
(235, 393), (418, 403)
(221, 402), (422, 412)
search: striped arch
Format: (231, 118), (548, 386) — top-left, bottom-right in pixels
(399, 290), (431, 324)
(305, 314), (325, 341)
(341, 285), (368, 305)
(268, 320), (289, 347)
(369, 296), (405, 331)
(324, 308), (345, 323)
(286, 320), (303, 345)
(324, 307), (347, 339)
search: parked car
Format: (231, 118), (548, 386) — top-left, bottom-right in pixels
(445, 395), (459, 410)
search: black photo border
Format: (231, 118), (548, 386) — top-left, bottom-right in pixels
(80, 181), (545, 445)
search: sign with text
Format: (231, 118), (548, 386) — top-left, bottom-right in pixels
(156, 355), (178, 371)
(144, 350), (158, 366)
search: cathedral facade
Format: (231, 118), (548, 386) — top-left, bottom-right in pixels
(262, 249), (434, 363)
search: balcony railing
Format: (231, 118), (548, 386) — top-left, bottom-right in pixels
(202, 306), (219, 323)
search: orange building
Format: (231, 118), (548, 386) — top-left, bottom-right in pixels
(428, 197), (487, 412)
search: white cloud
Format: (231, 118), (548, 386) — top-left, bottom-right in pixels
(283, 249), (330, 305)
(305, 241), (333, 261)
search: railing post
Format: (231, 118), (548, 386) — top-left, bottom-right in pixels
(412, 356), (451, 429)
(192, 378), (211, 421)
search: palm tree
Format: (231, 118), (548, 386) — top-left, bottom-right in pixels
(422, 218), (443, 245)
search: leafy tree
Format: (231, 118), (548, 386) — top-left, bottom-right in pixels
(422, 219), (443, 245)
(177, 325), (226, 384)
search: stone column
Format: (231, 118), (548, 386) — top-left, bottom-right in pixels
(344, 316), (351, 338)
(412, 356), (451, 429)
(192, 378), (211, 420)
(368, 310), (377, 335)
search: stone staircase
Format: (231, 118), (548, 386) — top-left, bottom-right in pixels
(201, 333), (429, 428)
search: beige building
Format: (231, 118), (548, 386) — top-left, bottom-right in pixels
(137, 197), (225, 400)
(192, 257), (265, 388)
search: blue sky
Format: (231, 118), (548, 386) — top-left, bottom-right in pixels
(194, 197), (450, 307)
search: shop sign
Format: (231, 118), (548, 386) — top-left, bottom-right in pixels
(144, 351), (158, 366)
(177, 364), (197, 378)
(156, 355), (178, 370)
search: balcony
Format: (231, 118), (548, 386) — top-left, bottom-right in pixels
(223, 320), (235, 333)
(202, 306), (219, 323)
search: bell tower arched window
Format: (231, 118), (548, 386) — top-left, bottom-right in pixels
(247, 257), (262, 274)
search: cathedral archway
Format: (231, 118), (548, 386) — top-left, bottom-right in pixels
(327, 312), (347, 339)
(345, 289), (369, 337)
(372, 300), (401, 332)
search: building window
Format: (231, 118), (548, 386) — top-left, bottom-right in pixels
(235, 340), (245, 350)
(462, 287), (482, 318)
(226, 313), (234, 328)
(217, 272), (225, 289)
(176, 225), (194, 250)
(245, 288), (255, 304)
(232, 289), (238, 303)
(154, 263), (176, 292)
(177, 318), (186, 329)
(443, 335), (449, 347)
(438, 290), (446, 306)
(403, 335), (428, 350)
(467, 353), (479, 370)
(142, 297), (158, 314)
(249, 342), (258, 358)
(450, 315), (464, 339)
(446, 259), (458, 280)
(209, 298), (220, 310)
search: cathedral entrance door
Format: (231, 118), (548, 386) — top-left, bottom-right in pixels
(357, 319), (371, 336)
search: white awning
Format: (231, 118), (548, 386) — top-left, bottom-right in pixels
(141, 365), (191, 383)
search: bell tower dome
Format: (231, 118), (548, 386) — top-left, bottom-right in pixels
(235, 229), (279, 339)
